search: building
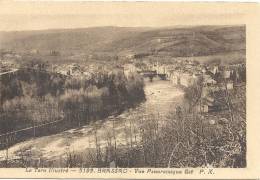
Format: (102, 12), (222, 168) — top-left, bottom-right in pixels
(180, 73), (193, 87)
(123, 64), (138, 77)
(223, 70), (232, 79)
(50, 50), (60, 56)
(170, 73), (180, 85)
(210, 65), (219, 75)
(226, 81), (234, 90)
(199, 95), (222, 113)
(30, 49), (39, 54)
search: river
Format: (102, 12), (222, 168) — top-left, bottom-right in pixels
(0, 80), (184, 165)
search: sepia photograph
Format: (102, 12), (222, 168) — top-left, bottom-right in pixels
(0, 1), (259, 179)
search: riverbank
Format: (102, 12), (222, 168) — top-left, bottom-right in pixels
(0, 80), (184, 167)
(0, 69), (145, 150)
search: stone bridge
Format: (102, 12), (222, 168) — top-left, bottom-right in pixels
(138, 70), (167, 81)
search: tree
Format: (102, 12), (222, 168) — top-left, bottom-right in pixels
(184, 76), (203, 111)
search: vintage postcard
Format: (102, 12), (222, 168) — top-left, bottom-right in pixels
(0, 1), (259, 179)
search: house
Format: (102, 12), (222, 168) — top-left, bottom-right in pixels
(68, 64), (79, 74)
(216, 82), (234, 91)
(202, 67), (207, 73)
(157, 65), (167, 74)
(121, 51), (142, 59)
(58, 69), (70, 76)
(56, 63), (82, 76)
(204, 77), (217, 86)
(30, 49), (39, 54)
(203, 74), (217, 86)
(223, 70), (232, 79)
(200, 95), (222, 113)
(226, 81), (234, 90)
(50, 50), (60, 56)
(123, 63), (138, 77)
(170, 75), (179, 85)
(180, 73), (194, 87)
(83, 71), (92, 79)
(201, 86), (211, 98)
(199, 104), (209, 113)
(123, 64), (136, 72)
(192, 73), (201, 83)
(210, 65), (219, 75)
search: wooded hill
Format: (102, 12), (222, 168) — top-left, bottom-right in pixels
(0, 25), (245, 58)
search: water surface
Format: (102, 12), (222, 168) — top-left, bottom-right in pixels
(0, 80), (184, 163)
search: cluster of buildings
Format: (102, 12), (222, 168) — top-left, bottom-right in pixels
(0, 58), (18, 74)
(0, 53), (19, 74)
(135, 59), (245, 113)
(54, 63), (94, 78)
(1, 46), (246, 114)
(53, 63), (116, 80)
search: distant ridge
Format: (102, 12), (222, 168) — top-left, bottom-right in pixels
(0, 25), (245, 58)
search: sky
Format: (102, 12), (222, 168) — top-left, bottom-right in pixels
(0, 1), (254, 31)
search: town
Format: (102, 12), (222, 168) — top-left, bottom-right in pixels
(0, 25), (246, 168)
(1, 48), (246, 114)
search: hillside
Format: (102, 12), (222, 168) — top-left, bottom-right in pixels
(0, 25), (245, 58)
